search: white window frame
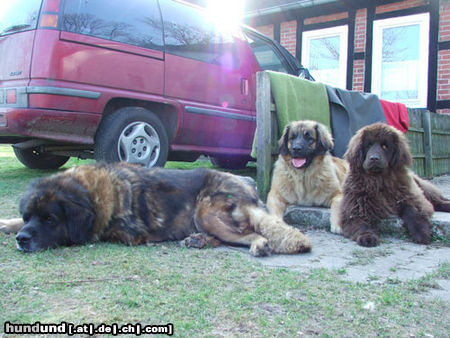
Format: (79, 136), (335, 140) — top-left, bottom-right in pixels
(372, 13), (429, 108)
(302, 25), (348, 89)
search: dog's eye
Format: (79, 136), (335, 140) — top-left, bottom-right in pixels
(382, 144), (388, 150)
(42, 214), (54, 225)
(304, 132), (314, 143)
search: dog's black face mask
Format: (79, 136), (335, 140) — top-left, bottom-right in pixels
(16, 178), (95, 252)
(279, 121), (334, 169)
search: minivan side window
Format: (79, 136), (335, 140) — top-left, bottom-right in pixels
(0, 0), (42, 36)
(61, 0), (164, 50)
(244, 32), (290, 73)
(159, 0), (239, 68)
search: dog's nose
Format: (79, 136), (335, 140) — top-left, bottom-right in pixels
(292, 144), (303, 152)
(16, 232), (31, 246)
(369, 154), (380, 162)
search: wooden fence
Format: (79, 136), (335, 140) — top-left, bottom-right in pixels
(255, 71), (450, 200)
(407, 109), (450, 178)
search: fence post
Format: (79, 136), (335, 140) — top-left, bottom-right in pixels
(422, 110), (433, 178)
(256, 71), (272, 200)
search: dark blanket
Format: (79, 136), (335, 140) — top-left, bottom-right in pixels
(327, 86), (386, 158)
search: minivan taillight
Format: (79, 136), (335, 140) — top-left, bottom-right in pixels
(6, 89), (17, 104)
(39, 0), (61, 28)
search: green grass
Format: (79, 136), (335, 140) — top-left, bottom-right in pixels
(0, 145), (449, 337)
(349, 247), (394, 266)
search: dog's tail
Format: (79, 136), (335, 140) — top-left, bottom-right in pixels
(414, 176), (450, 213)
(244, 205), (311, 254)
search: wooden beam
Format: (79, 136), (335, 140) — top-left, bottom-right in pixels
(256, 71), (273, 201)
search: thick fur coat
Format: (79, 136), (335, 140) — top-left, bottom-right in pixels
(267, 120), (348, 232)
(335, 123), (450, 247)
(1, 162), (311, 256)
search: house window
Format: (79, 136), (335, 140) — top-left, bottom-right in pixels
(372, 13), (429, 108)
(302, 25), (348, 88)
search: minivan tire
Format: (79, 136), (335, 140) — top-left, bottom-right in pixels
(94, 107), (169, 168)
(13, 147), (70, 169)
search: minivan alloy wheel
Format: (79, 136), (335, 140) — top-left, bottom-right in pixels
(118, 121), (160, 167)
(94, 106), (169, 168)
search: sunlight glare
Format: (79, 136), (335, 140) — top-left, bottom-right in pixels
(206, 0), (244, 34)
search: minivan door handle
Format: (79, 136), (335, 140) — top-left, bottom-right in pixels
(240, 78), (248, 96)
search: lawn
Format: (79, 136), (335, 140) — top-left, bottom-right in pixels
(0, 145), (449, 337)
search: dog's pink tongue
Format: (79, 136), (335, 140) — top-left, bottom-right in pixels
(292, 158), (306, 168)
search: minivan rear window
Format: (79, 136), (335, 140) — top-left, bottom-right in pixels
(62, 0), (164, 50)
(0, 0), (42, 36)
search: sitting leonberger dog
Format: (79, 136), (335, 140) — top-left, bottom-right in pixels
(0, 162), (311, 256)
(266, 120), (348, 233)
(335, 123), (450, 247)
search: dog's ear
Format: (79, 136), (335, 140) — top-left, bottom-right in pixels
(315, 123), (334, 153)
(62, 192), (95, 245)
(389, 129), (412, 168)
(278, 125), (291, 156)
(345, 129), (366, 170)
(19, 178), (42, 216)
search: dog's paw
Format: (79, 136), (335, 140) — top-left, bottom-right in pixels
(180, 233), (208, 249)
(249, 238), (271, 257)
(330, 222), (343, 235)
(0, 218), (24, 234)
(357, 232), (379, 247)
(411, 228), (431, 245)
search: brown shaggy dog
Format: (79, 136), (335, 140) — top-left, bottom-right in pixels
(267, 120), (348, 233)
(0, 162), (311, 256)
(336, 123), (450, 247)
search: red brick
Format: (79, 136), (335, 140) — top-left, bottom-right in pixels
(440, 1), (450, 41)
(256, 25), (273, 39)
(376, 0), (428, 14)
(304, 12), (348, 25)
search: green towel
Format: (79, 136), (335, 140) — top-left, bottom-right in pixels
(251, 71), (330, 158)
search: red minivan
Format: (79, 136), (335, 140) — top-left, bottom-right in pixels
(0, 0), (308, 169)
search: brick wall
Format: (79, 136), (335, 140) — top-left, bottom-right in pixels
(375, 0), (429, 14)
(354, 9), (367, 53)
(438, 0), (450, 114)
(255, 24), (274, 39)
(254, 0), (450, 114)
(352, 59), (365, 92)
(353, 8), (367, 93)
(281, 20), (297, 56)
(303, 12), (348, 25)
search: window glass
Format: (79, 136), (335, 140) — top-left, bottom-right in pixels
(245, 33), (289, 73)
(0, 0), (42, 36)
(302, 25), (348, 88)
(381, 24), (420, 101)
(160, 0), (239, 68)
(372, 13), (429, 107)
(62, 0), (163, 50)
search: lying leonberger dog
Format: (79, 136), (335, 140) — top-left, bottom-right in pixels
(335, 123), (450, 247)
(267, 120), (348, 233)
(0, 162), (311, 255)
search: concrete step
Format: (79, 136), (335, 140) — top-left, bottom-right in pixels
(283, 205), (450, 241)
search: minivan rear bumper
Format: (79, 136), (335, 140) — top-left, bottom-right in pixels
(0, 108), (100, 144)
